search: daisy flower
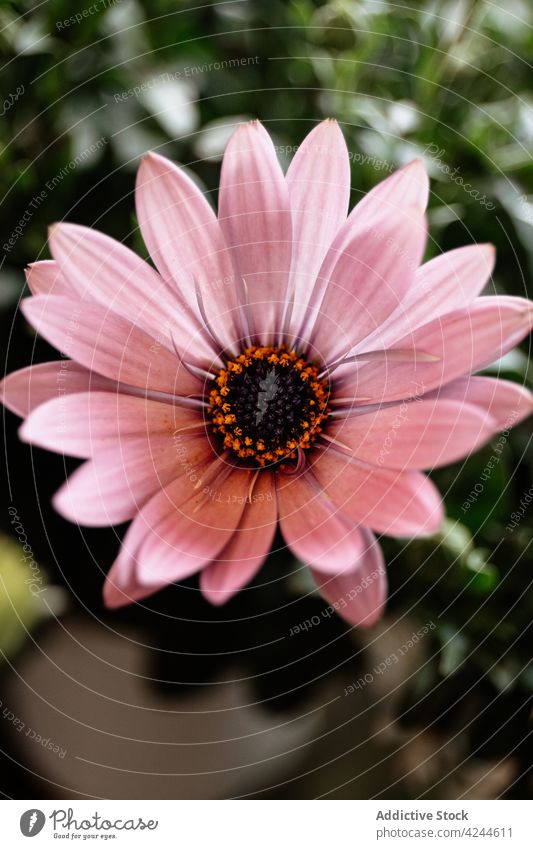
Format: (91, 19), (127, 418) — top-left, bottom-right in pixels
(2, 120), (532, 626)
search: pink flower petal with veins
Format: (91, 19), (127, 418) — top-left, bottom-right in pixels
(308, 206), (427, 359)
(135, 152), (240, 354)
(200, 471), (277, 605)
(285, 120), (350, 334)
(21, 295), (203, 396)
(277, 470), (366, 572)
(25, 260), (73, 297)
(19, 391), (199, 457)
(311, 528), (387, 627)
(329, 397), (496, 470)
(218, 121), (292, 343)
(53, 434), (210, 526)
(1, 361), (116, 418)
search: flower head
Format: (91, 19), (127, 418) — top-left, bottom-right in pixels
(3, 120), (533, 625)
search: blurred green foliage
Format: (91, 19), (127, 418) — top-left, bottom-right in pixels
(0, 535), (47, 660)
(0, 0), (532, 772)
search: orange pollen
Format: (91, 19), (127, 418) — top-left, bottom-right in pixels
(207, 345), (330, 467)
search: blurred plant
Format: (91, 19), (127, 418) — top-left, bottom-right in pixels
(0, 533), (53, 660)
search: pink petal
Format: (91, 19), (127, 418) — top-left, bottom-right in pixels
(311, 528), (387, 627)
(136, 467), (250, 588)
(285, 120), (350, 333)
(0, 361), (116, 418)
(276, 470), (366, 572)
(309, 207), (427, 361)
(218, 121), (292, 343)
(135, 152), (239, 353)
(343, 295), (533, 404)
(20, 295), (202, 396)
(330, 397), (496, 470)
(103, 464), (250, 607)
(103, 563), (153, 609)
(299, 161), (429, 340)
(312, 447), (444, 537)
(20, 391), (199, 458)
(360, 243), (496, 352)
(200, 471), (277, 605)
(103, 452), (219, 608)
(53, 434), (210, 526)
(48, 223), (211, 363)
(423, 376), (533, 429)
(349, 159), (429, 227)
(25, 261), (73, 297)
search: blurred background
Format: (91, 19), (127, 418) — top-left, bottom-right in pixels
(0, 0), (532, 799)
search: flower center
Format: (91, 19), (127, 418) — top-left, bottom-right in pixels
(208, 345), (330, 466)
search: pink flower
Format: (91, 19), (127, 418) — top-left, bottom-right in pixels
(2, 120), (533, 626)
